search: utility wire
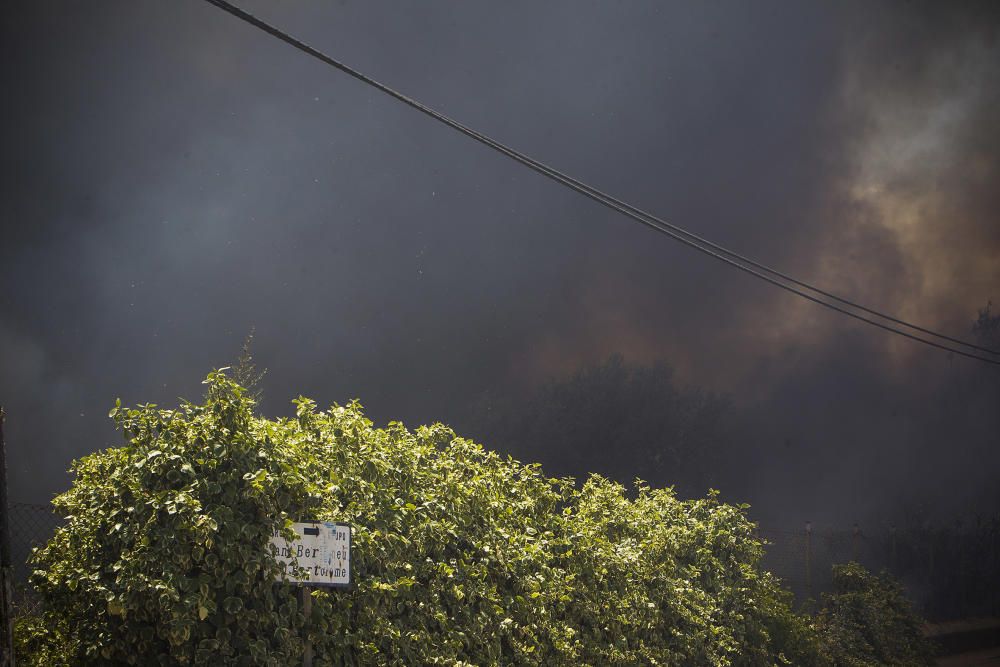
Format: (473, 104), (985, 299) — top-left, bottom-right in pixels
(202, 0), (1000, 365)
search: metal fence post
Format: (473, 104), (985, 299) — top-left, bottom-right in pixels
(957, 519), (965, 617)
(852, 523), (860, 562)
(927, 527), (934, 582)
(889, 525), (897, 573)
(300, 586), (312, 667)
(805, 521), (812, 599)
(0, 408), (14, 667)
(992, 518), (998, 617)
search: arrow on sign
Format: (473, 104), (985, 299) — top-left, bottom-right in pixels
(303, 527), (320, 536)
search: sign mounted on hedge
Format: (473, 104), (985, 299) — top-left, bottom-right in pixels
(269, 521), (352, 588)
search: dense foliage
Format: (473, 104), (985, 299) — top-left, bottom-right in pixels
(22, 370), (822, 665)
(816, 563), (935, 666)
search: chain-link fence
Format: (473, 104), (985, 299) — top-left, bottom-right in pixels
(6, 501), (999, 621)
(760, 520), (1000, 621)
(759, 524), (874, 604)
(7, 502), (62, 607)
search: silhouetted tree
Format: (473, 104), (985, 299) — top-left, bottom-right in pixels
(973, 301), (999, 351)
(472, 355), (730, 495)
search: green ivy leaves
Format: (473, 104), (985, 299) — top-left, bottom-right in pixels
(22, 369), (820, 666)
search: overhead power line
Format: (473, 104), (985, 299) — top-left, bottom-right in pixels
(202, 0), (1000, 366)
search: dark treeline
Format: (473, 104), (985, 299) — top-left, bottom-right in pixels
(461, 304), (1000, 618)
(468, 354), (732, 498)
(466, 303), (999, 514)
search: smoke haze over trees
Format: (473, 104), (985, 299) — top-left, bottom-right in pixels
(467, 355), (732, 498)
(1, 1), (998, 532)
(463, 302), (999, 527)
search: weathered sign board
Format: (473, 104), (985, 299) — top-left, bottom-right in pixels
(269, 521), (351, 588)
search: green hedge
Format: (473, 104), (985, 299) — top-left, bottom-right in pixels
(816, 563), (935, 666)
(22, 370), (821, 665)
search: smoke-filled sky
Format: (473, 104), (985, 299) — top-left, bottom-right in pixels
(2, 1), (998, 526)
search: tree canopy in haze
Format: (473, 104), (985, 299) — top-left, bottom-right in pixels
(471, 354), (731, 495)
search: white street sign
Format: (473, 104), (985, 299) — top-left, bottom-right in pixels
(269, 521), (351, 588)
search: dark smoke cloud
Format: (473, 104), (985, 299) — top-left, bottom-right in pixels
(1, 1), (997, 528)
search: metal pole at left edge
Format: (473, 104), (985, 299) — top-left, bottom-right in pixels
(0, 408), (15, 667)
(300, 585), (312, 667)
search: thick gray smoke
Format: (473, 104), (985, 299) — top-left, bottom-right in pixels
(1, 2), (997, 528)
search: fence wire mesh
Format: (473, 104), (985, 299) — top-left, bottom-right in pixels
(6, 501), (999, 621)
(8, 502), (62, 606)
(760, 521), (1000, 620)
